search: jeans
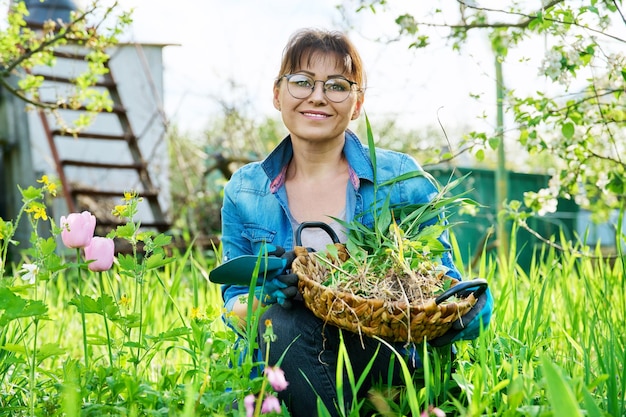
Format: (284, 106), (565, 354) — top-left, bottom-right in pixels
(259, 301), (417, 417)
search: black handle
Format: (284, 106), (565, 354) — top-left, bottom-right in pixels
(434, 278), (488, 305)
(295, 221), (340, 246)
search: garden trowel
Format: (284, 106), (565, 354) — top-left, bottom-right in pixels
(208, 255), (286, 286)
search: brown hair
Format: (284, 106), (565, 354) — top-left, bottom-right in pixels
(275, 28), (366, 91)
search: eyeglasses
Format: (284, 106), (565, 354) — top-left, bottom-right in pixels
(281, 74), (360, 103)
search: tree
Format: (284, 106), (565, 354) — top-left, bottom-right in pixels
(346, 0), (625, 223)
(0, 0), (132, 133)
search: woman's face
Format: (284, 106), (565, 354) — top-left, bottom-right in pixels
(273, 52), (364, 146)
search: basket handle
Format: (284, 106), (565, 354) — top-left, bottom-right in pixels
(295, 221), (340, 246)
(434, 278), (488, 305)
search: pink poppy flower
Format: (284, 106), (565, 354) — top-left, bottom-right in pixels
(84, 237), (115, 272)
(60, 211), (96, 249)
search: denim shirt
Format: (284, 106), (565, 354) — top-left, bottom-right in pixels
(221, 130), (461, 310)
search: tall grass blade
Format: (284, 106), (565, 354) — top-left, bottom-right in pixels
(541, 355), (583, 417)
(375, 337), (421, 415)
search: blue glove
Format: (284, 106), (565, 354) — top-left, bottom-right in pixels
(255, 245), (299, 309)
(429, 281), (494, 347)
(256, 272), (299, 307)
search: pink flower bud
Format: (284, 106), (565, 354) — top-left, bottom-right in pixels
(244, 394), (255, 417)
(421, 405), (446, 417)
(265, 366), (289, 392)
(84, 237), (115, 272)
(261, 395), (281, 413)
(60, 211), (96, 249)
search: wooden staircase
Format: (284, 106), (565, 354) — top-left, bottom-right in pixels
(33, 47), (170, 234)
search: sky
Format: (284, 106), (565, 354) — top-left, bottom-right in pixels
(121, 0), (507, 137)
(0, 0), (560, 140)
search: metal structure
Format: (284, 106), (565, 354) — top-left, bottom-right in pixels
(1, 0), (171, 253)
(32, 47), (170, 232)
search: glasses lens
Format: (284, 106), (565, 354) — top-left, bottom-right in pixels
(324, 78), (352, 102)
(284, 74), (356, 102)
(286, 74), (314, 99)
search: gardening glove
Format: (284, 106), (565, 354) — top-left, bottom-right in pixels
(255, 245), (300, 309)
(429, 284), (494, 347)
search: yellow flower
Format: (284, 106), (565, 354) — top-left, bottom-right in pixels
(34, 206), (48, 220)
(262, 319), (276, 343)
(123, 191), (142, 202)
(190, 307), (203, 320)
(112, 204), (127, 217)
(25, 203), (48, 221)
(37, 175), (50, 185)
(119, 294), (131, 308)
(36, 175), (58, 196)
(47, 182), (57, 197)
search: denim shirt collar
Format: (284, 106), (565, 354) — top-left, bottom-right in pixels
(262, 129), (374, 193)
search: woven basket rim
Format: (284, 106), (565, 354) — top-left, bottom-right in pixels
(297, 263), (468, 310)
(292, 247), (478, 342)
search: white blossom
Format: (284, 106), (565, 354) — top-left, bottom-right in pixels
(19, 263), (38, 284)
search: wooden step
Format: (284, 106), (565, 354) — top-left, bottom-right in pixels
(71, 188), (160, 199)
(52, 50), (89, 60)
(97, 218), (170, 230)
(52, 130), (132, 141)
(41, 101), (126, 114)
(61, 159), (146, 170)
(32, 73), (115, 88)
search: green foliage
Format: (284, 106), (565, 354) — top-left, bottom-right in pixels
(0, 1), (132, 133)
(326, 116), (477, 295)
(1, 173), (626, 415)
(167, 107), (286, 237)
(351, 0), (626, 219)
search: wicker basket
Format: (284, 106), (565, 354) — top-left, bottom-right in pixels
(291, 222), (484, 343)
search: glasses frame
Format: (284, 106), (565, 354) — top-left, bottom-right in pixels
(280, 74), (360, 103)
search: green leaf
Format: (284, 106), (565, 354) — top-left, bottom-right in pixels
(561, 122), (575, 139)
(119, 313), (141, 328)
(542, 356), (583, 417)
(152, 327), (192, 342)
(100, 294), (120, 319)
(152, 233), (172, 248)
(115, 223), (136, 239)
(36, 343), (66, 361)
(0, 288), (48, 325)
(518, 129), (528, 146)
(378, 170), (436, 189)
(69, 295), (101, 314)
(145, 253), (175, 270)
(415, 224), (445, 242)
(581, 386), (604, 417)
(365, 113), (377, 186)
(39, 237), (57, 256)
(117, 253), (136, 271)
(488, 137), (500, 150)
(19, 185), (43, 201)
(45, 254), (67, 273)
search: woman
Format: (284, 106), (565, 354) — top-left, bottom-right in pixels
(220, 28), (491, 417)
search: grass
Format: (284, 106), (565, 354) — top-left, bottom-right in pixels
(1, 186), (625, 416)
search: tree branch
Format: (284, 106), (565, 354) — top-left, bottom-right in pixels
(0, 75), (56, 109)
(4, 4), (96, 74)
(430, 0), (626, 44)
